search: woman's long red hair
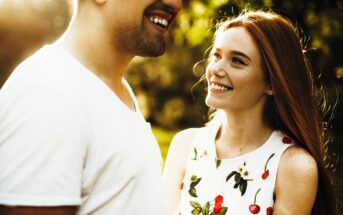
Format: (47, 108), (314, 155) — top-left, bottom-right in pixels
(213, 11), (336, 214)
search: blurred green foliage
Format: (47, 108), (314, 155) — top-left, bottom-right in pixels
(151, 126), (179, 163)
(127, 0), (343, 132)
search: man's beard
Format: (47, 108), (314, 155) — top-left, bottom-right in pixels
(116, 23), (166, 57)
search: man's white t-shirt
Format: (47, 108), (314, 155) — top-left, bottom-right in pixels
(0, 45), (167, 214)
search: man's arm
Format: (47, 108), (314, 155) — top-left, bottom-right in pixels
(0, 206), (77, 215)
(0, 84), (86, 210)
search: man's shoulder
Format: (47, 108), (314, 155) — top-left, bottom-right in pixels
(6, 45), (66, 86)
(17, 45), (62, 69)
(0, 45), (90, 115)
(5, 45), (89, 94)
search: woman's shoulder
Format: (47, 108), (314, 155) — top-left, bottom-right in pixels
(276, 145), (318, 195)
(279, 145), (318, 178)
(170, 128), (201, 150)
(168, 127), (211, 160)
(274, 145), (318, 213)
(164, 128), (202, 177)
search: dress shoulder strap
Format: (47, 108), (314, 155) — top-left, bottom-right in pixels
(264, 131), (296, 193)
(187, 122), (221, 161)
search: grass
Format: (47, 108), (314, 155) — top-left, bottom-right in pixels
(151, 126), (179, 161)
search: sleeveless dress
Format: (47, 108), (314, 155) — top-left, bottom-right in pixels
(179, 123), (295, 215)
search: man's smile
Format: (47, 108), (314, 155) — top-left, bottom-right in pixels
(145, 2), (178, 32)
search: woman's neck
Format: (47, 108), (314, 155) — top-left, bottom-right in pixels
(215, 109), (273, 159)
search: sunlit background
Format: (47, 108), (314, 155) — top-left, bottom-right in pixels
(0, 0), (342, 213)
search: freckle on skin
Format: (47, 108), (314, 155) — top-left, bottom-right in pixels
(285, 148), (317, 179)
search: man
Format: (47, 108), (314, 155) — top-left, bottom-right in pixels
(0, 0), (181, 214)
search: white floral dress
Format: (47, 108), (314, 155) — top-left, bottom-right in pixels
(179, 123), (295, 215)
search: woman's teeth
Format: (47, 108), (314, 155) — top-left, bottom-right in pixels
(211, 83), (230, 91)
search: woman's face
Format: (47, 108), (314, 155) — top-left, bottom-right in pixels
(205, 26), (269, 113)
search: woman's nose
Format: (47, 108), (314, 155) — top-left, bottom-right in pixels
(211, 61), (227, 78)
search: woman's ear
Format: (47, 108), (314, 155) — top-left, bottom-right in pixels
(265, 86), (273, 96)
(266, 90), (273, 96)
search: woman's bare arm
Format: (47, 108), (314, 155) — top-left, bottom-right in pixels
(273, 146), (318, 215)
(163, 128), (198, 215)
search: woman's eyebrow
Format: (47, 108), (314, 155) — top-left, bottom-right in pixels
(230, 50), (251, 61)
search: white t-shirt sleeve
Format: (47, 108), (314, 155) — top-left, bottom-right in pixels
(0, 84), (87, 206)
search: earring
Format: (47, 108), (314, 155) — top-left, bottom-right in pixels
(266, 89), (273, 96)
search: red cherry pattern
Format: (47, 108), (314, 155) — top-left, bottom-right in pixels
(215, 195), (223, 204)
(249, 204), (260, 214)
(262, 153), (274, 180)
(249, 188), (261, 214)
(262, 170), (269, 180)
(213, 204), (222, 213)
(282, 136), (292, 144)
(214, 195), (224, 213)
(179, 182), (184, 190)
(185, 136), (286, 214)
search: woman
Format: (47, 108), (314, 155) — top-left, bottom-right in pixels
(163, 10), (335, 215)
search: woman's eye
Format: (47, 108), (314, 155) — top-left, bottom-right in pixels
(232, 57), (246, 65)
(213, 52), (221, 59)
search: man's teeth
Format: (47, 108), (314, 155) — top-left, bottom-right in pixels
(150, 17), (169, 28)
(211, 84), (230, 91)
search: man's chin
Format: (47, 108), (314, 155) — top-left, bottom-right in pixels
(146, 48), (165, 57)
(136, 43), (165, 57)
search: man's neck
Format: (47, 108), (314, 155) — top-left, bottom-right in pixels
(56, 14), (133, 87)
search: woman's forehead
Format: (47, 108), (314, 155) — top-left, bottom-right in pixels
(214, 27), (259, 59)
